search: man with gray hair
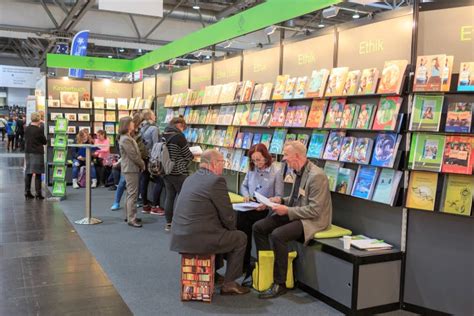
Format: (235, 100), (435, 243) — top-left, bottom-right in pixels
(253, 141), (332, 299)
(170, 149), (250, 295)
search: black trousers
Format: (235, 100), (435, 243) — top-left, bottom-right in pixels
(15, 133), (24, 150)
(214, 230), (247, 283)
(25, 173), (41, 195)
(236, 209), (269, 275)
(7, 135), (14, 151)
(163, 174), (187, 224)
(253, 215), (304, 284)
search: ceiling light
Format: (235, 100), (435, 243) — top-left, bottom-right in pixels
(187, 62), (191, 66)
(138, 48), (142, 53)
(322, 6), (340, 19)
(194, 51), (202, 57)
(192, 0), (200, 10)
(223, 41), (232, 48)
(108, 55), (113, 58)
(318, 19), (325, 28)
(205, 55), (210, 59)
(265, 25), (277, 35)
(352, 12), (360, 19)
(119, 48), (125, 53)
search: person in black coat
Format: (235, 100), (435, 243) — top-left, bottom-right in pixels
(15, 114), (25, 151)
(24, 112), (47, 199)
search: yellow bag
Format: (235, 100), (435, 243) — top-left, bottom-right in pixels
(252, 250), (297, 292)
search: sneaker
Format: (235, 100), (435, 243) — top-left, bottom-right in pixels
(136, 198), (143, 208)
(150, 206), (165, 216)
(141, 204), (151, 214)
(165, 223), (172, 231)
(72, 179), (79, 189)
(91, 179), (97, 188)
(110, 203), (121, 211)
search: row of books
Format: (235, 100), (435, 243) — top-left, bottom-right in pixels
(408, 133), (473, 175)
(48, 94), (153, 110)
(173, 97), (403, 131)
(182, 273), (211, 282)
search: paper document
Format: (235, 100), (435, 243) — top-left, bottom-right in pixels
(189, 145), (203, 155)
(232, 202), (261, 212)
(254, 192), (279, 208)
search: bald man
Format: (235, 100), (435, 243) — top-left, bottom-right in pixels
(170, 149), (250, 295)
(253, 141), (332, 299)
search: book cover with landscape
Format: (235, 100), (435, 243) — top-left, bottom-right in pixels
(409, 94), (444, 131)
(323, 131), (346, 161)
(306, 100), (328, 128)
(307, 131), (329, 159)
(324, 99), (346, 128)
(351, 165), (380, 199)
(306, 69), (329, 98)
(445, 102), (472, 133)
(371, 133), (401, 168)
(372, 96), (402, 131)
(406, 171), (438, 211)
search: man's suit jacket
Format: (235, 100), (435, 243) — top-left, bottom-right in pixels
(283, 160), (332, 245)
(119, 135), (145, 173)
(170, 168), (237, 254)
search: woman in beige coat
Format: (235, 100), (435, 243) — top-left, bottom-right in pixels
(118, 117), (145, 228)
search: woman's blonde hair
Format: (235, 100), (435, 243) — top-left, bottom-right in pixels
(76, 129), (88, 144)
(30, 112), (41, 123)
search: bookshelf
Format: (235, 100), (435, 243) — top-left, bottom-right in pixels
(180, 254), (215, 302)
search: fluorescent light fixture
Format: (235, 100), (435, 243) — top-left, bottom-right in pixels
(187, 62), (191, 66)
(265, 25), (277, 35)
(223, 41), (232, 48)
(194, 51), (202, 57)
(322, 6), (339, 18)
(352, 11), (360, 19)
(119, 48), (125, 53)
(138, 48), (142, 53)
(192, 0), (200, 10)
(318, 18), (325, 28)
(205, 55), (210, 59)
(108, 55), (113, 58)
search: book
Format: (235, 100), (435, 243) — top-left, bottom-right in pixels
(248, 103), (263, 126)
(339, 137), (356, 162)
(323, 98), (346, 128)
(306, 69), (329, 98)
(260, 83), (274, 100)
(445, 102), (472, 133)
(306, 100), (328, 128)
(441, 174), (473, 216)
(283, 77), (297, 99)
(372, 96), (402, 131)
(234, 132), (244, 148)
(261, 134), (272, 149)
(231, 149), (244, 171)
(105, 111), (116, 122)
(117, 98), (128, 110)
(241, 80), (255, 102)
(272, 75), (289, 100)
(259, 104), (273, 127)
(409, 94), (444, 131)
(252, 133), (262, 147)
(371, 133), (401, 168)
(284, 106), (297, 127)
(413, 54), (447, 92)
(349, 236), (393, 251)
(354, 104), (376, 130)
(223, 126), (238, 147)
(406, 171), (438, 211)
(284, 133), (297, 146)
(372, 168), (403, 205)
(239, 104), (251, 126)
(270, 102), (288, 127)
(292, 105), (309, 127)
(340, 103), (360, 129)
(53, 149), (67, 164)
(232, 104), (245, 126)
(219, 82), (238, 103)
(358, 68), (379, 95)
(324, 161), (342, 191)
(335, 168), (356, 194)
(408, 133), (446, 172)
(441, 55), (454, 92)
(242, 133), (254, 150)
(307, 131), (329, 159)
(457, 62), (474, 92)
(325, 67), (349, 97)
(104, 122), (115, 135)
(94, 110), (105, 122)
(198, 108), (208, 124)
(297, 134), (310, 147)
(216, 106), (227, 125)
(323, 131), (346, 161)
(351, 165), (380, 200)
(106, 98), (116, 110)
(441, 135), (473, 175)
(223, 105), (236, 125)
(251, 84), (263, 101)
(234, 82), (244, 103)
(239, 156), (249, 173)
(353, 138), (374, 165)
(294, 76), (308, 99)
(94, 96), (105, 109)
(269, 128), (287, 155)
(377, 60), (408, 94)
(342, 70), (361, 96)
(53, 134), (67, 149)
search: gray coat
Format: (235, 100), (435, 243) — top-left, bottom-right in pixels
(284, 160), (332, 245)
(119, 135), (145, 173)
(170, 168), (237, 254)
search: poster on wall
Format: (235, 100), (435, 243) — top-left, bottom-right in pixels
(60, 91), (79, 108)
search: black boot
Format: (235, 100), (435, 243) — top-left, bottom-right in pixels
(35, 194), (45, 200)
(25, 192), (35, 199)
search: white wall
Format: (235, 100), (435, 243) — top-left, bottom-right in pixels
(6, 87), (32, 107)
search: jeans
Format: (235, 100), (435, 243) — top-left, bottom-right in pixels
(163, 174), (187, 224)
(114, 175), (126, 205)
(72, 159), (97, 179)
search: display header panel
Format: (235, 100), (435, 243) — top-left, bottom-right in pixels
(172, 69), (189, 94)
(190, 62), (212, 90)
(213, 56), (242, 85)
(243, 46), (280, 83)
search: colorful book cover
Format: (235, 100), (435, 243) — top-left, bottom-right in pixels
(251, 84), (263, 101)
(306, 69), (329, 98)
(234, 132), (244, 148)
(323, 98), (346, 128)
(441, 136), (473, 175)
(351, 165), (380, 200)
(409, 94), (444, 131)
(325, 67), (349, 97)
(294, 76), (308, 99)
(241, 80), (255, 102)
(93, 96), (105, 109)
(284, 133), (297, 147)
(117, 98), (128, 110)
(104, 122), (115, 135)
(217, 129), (227, 147)
(252, 133), (262, 147)
(406, 171), (438, 211)
(216, 106), (226, 125)
(53, 149), (67, 165)
(54, 118), (68, 133)
(260, 134), (272, 149)
(52, 165), (66, 181)
(53, 134), (67, 149)
(52, 181), (66, 197)
(292, 105), (309, 127)
(259, 104), (273, 126)
(413, 54), (447, 92)
(372, 169), (403, 205)
(441, 55), (454, 92)
(284, 106), (297, 127)
(358, 68), (379, 95)
(219, 82), (238, 103)
(323, 161), (341, 191)
(239, 104), (251, 126)
(231, 149), (244, 171)
(242, 132), (254, 150)
(353, 138), (374, 165)
(270, 102), (288, 127)
(323, 131), (346, 161)
(198, 108), (208, 124)
(223, 105), (236, 125)
(105, 110), (116, 122)
(272, 75), (289, 100)
(335, 168), (356, 194)
(297, 134), (310, 147)
(269, 128), (287, 155)
(248, 103), (264, 126)
(354, 104), (376, 129)
(306, 100), (328, 128)
(239, 156), (249, 173)
(224, 126), (238, 147)
(339, 137), (356, 162)
(372, 96), (402, 131)
(203, 127), (213, 145)
(183, 107), (191, 121)
(342, 70), (361, 96)
(340, 103), (360, 129)
(457, 62), (474, 92)
(445, 102), (472, 133)
(307, 131), (329, 159)
(260, 83), (274, 100)
(106, 98), (116, 110)
(409, 133), (446, 172)
(234, 82), (244, 103)
(283, 77), (297, 99)
(232, 104), (245, 126)
(377, 60), (408, 94)
(441, 174), (473, 216)
(371, 133), (401, 168)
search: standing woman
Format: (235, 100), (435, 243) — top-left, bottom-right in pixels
(24, 112), (47, 199)
(239, 143), (284, 285)
(6, 116), (16, 152)
(119, 117), (145, 228)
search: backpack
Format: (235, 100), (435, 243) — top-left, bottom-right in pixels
(148, 134), (178, 176)
(134, 134), (149, 161)
(78, 166), (87, 187)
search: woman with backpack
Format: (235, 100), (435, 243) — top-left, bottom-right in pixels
(72, 129), (98, 189)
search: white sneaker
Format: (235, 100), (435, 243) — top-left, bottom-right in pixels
(91, 179), (97, 188)
(72, 179), (79, 189)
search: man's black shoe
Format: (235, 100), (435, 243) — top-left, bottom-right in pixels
(258, 283), (287, 299)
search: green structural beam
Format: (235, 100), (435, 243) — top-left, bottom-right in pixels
(47, 0), (340, 73)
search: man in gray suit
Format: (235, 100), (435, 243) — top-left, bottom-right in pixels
(170, 149), (250, 295)
(253, 141), (332, 299)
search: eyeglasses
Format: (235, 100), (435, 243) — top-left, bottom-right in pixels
(251, 158), (267, 163)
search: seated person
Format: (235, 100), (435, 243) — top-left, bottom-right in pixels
(253, 141), (332, 299)
(93, 130), (111, 187)
(170, 149), (250, 295)
(239, 143), (284, 285)
(72, 129), (98, 189)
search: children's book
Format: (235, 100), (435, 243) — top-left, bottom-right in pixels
(232, 104), (245, 126)
(239, 104), (251, 126)
(339, 137), (356, 162)
(105, 111), (116, 122)
(323, 161), (342, 191)
(272, 75), (289, 100)
(413, 54), (447, 92)
(251, 84), (264, 101)
(106, 98), (116, 110)
(223, 126), (238, 148)
(339, 103), (360, 129)
(234, 132), (244, 148)
(371, 133), (402, 168)
(441, 55), (454, 92)
(270, 102), (288, 127)
(261, 134), (272, 149)
(293, 105), (309, 127)
(342, 70), (361, 96)
(239, 156), (249, 173)
(284, 106), (297, 127)
(307, 131), (329, 159)
(306, 69), (329, 98)
(409, 94), (444, 131)
(372, 168), (403, 205)
(306, 100), (328, 128)
(223, 105), (236, 125)
(354, 104), (376, 130)
(440, 174), (473, 216)
(358, 68), (380, 95)
(52, 165), (66, 181)
(52, 181), (66, 197)
(241, 80), (255, 102)
(117, 98), (128, 110)
(269, 128), (287, 155)
(325, 67), (349, 97)
(351, 165), (380, 200)
(297, 134), (310, 147)
(457, 62), (474, 92)
(294, 76), (308, 99)
(55, 118), (68, 133)
(242, 132), (254, 150)
(323, 131), (346, 161)
(234, 82), (244, 103)
(216, 106), (227, 125)
(377, 60), (408, 95)
(198, 108), (209, 124)
(441, 135), (473, 175)
(53, 134), (68, 149)
(231, 149), (244, 171)
(445, 102), (472, 133)
(408, 133), (446, 172)
(219, 82), (238, 103)
(284, 134), (297, 147)
(353, 138), (374, 165)
(94, 96), (105, 109)
(53, 149), (67, 165)
(335, 168), (356, 194)
(252, 133), (262, 147)
(372, 96), (402, 131)
(261, 82), (274, 100)
(283, 77), (297, 99)
(406, 171), (438, 211)
(259, 104), (274, 127)
(323, 98), (346, 128)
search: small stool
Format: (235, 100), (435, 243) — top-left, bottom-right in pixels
(180, 253), (215, 302)
(314, 224), (352, 239)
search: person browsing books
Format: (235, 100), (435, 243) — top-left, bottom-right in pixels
(253, 141), (332, 299)
(24, 112), (47, 199)
(238, 143), (284, 286)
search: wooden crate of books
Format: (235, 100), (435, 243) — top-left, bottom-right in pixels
(180, 254), (215, 303)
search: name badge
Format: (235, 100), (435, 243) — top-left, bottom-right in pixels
(299, 188), (306, 197)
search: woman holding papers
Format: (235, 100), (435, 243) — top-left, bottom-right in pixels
(239, 144), (284, 286)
